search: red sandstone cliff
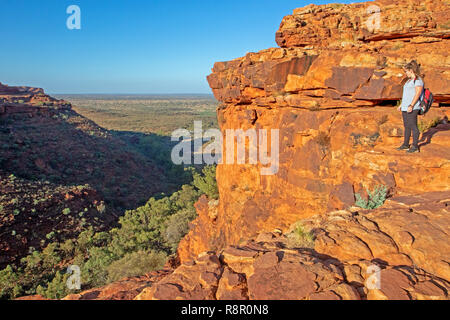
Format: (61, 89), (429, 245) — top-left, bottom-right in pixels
(178, 0), (450, 264)
(44, 0), (450, 300)
(56, 192), (449, 300)
(0, 82), (71, 114)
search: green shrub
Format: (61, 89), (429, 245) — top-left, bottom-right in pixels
(46, 232), (56, 240)
(355, 185), (388, 210)
(0, 265), (22, 299)
(79, 246), (115, 288)
(418, 117), (441, 133)
(193, 165), (218, 199)
(286, 223), (315, 249)
(164, 208), (197, 251)
(0, 163), (217, 299)
(36, 271), (71, 300)
(107, 250), (166, 282)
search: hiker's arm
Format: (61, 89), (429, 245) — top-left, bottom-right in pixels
(408, 85), (424, 113)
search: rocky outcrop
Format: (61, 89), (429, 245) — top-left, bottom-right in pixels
(0, 82), (172, 268)
(0, 82), (71, 115)
(208, 31), (450, 108)
(16, 269), (173, 301)
(63, 269), (173, 300)
(180, 0), (450, 263)
(137, 192), (449, 300)
(58, 191), (450, 301)
(276, 0), (450, 48)
(22, 0), (450, 301)
(0, 172), (117, 268)
(306, 191), (450, 282)
(0, 82), (44, 95)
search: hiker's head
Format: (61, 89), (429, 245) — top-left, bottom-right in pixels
(403, 60), (422, 80)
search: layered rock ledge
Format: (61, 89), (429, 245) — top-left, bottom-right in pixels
(59, 192), (449, 300)
(180, 0), (450, 263)
(22, 0), (450, 301)
(0, 82), (71, 115)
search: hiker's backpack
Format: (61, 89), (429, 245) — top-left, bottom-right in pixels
(418, 84), (434, 116)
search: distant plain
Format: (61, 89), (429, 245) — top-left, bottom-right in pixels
(55, 94), (219, 135)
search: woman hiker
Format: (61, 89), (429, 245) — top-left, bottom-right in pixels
(396, 60), (425, 154)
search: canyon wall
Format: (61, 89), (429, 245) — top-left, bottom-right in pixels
(66, 192), (450, 300)
(0, 82), (71, 115)
(178, 0), (450, 262)
(50, 0), (450, 300)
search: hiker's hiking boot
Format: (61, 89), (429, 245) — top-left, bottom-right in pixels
(407, 146), (420, 153)
(396, 144), (410, 151)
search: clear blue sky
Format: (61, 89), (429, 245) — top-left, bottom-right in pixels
(0, 0), (362, 94)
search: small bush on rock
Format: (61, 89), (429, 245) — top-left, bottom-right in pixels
(193, 165), (218, 200)
(355, 185), (388, 210)
(286, 223), (315, 249)
(107, 250), (166, 282)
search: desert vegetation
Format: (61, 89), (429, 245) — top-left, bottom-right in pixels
(418, 117), (442, 133)
(0, 165), (218, 299)
(0, 93), (221, 300)
(60, 94), (218, 135)
(285, 223), (315, 249)
(355, 185), (388, 210)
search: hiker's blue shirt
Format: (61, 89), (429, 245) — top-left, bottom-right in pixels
(400, 78), (424, 112)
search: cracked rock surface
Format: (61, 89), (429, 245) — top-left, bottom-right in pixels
(134, 192), (449, 300)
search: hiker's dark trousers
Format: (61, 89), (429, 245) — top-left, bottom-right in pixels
(402, 110), (420, 148)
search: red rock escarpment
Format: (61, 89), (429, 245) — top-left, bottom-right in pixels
(179, 0), (450, 263)
(0, 82), (71, 115)
(21, 0), (449, 301)
(62, 269), (173, 300)
(137, 192), (450, 300)
(59, 192), (449, 300)
(276, 0), (450, 48)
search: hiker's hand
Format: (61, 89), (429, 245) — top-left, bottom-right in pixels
(407, 105), (413, 113)
(397, 105), (402, 111)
